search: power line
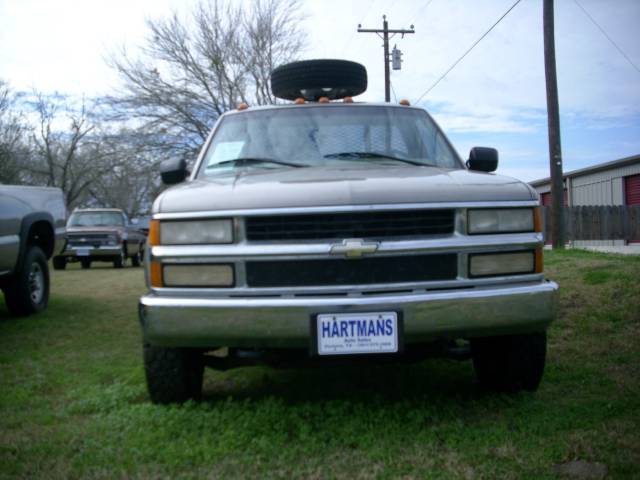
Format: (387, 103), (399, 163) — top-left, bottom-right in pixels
(415, 0), (436, 18)
(573, 0), (640, 74)
(342, 0), (380, 55)
(415, 0), (522, 104)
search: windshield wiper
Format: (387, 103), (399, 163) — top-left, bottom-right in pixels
(324, 151), (430, 167)
(207, 157), (306, 169)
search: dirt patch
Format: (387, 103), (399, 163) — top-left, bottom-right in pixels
(553, 460), (608, 479)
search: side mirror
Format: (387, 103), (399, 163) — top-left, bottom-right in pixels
(466, 147), (498, 173)
(131, 218), (139, 225)
(160, 158), (188, 185)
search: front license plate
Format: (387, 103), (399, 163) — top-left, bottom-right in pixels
(76, 248), (90, 257)
(316, 312), (399, 356)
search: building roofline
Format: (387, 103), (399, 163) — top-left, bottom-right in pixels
(529, 154), (640, 186)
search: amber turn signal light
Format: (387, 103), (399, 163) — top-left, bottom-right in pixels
(535, 246), (544, 273)
(150, 262), (163, 288)
(534, 207), (542, 233)
(148, 220), (160, 246)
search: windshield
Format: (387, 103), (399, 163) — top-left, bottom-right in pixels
(68, 212), (125, 227)
(198, 105), (462, 176)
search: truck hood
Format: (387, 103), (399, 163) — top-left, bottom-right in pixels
(66, 226), (124, 235)
(154, 165), (536, 214)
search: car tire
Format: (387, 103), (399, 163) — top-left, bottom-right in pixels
(471, 332), (547, 392)
(113, 248), (126, 269)
(80, 259), (91, 269)
(3, 246), (49, 316)
(143, 344), (204, 404)
(131, 248), (142, 267)
(52, 256), (67, 270)
(271, 59), (368, 101)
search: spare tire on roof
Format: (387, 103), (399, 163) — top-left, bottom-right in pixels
(271, 59), (367, 101)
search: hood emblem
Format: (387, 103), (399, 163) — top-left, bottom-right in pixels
(330, 239), (379, 258)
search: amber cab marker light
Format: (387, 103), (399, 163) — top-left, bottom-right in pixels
(237, 103), (249, 110)
(534, 207), (542, 233)
(399, 99), (411, 106)
(343, 96), (354, 103)
(294, 97), (305, 104)
(535, 246), (544, 273)
(318, 96), (330, 104)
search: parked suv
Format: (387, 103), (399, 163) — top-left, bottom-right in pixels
(0, 185), (66, 315)
(54, 208), (146, 269)
(138, 60), (558, 403)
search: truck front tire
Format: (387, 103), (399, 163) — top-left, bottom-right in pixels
(471, 332), (547, 392)
(131, 247), (142, 267)
(143, 344), (204, 404)
(3, 246), (50, 316)
(52, 256), (67, 270)
(113, 247), (126, 268)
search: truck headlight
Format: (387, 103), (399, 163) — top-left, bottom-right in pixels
(163, 264), (234, 287)
(106, 234), (118, 246)
(469, 251), (536, 277)
(468, 208), (535, 234)
(160, 219), (233, 245)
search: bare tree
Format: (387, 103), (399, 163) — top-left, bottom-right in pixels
(25, 93), (114, 208)
(107, 0), (306, 162)
(86, 132), (162, 217)
(0, 80), (27, 184)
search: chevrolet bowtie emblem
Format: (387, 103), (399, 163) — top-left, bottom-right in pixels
(330, 239), (379, 258)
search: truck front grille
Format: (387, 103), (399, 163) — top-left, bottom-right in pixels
(67, 234), (110, 247)
(245, 210), (455, 241)
(246, 253), (457, 287)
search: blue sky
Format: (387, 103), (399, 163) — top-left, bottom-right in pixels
(1, 0), (639, 182)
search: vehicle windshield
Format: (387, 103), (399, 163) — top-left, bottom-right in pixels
(198, 105), (462, 176)
(68, 212), (125, 227)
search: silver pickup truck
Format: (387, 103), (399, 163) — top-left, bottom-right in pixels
(138, 60), (558, 404)
(0, 185), (66, 315)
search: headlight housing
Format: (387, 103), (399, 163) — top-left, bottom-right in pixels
(159, 219), (233, 245)
(468, 208), (535, 234)
(469, 251), (536, 277)
(163, 264), (234, 287)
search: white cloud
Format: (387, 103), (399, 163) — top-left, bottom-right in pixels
(0, 0), (638, 173)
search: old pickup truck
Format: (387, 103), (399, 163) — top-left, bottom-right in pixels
(138, 60), (558, 403)
(0, 185), (66, 315)
(53, 208), (146, 269)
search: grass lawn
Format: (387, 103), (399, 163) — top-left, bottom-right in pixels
(1, 250), (639, 479)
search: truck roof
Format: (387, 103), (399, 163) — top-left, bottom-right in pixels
(222, 101), (423, 117)
(72, 208), (125, 213)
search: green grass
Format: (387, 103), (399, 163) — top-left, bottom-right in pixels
(1, 251), (639, 479)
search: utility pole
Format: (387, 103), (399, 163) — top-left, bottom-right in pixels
(358, 16), (414, 102)
(544, 0), (565, 249)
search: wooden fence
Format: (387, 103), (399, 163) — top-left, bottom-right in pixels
(541, 206), (640, 242)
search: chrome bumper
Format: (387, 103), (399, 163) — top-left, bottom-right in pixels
(62, 246), (122, 257)
(139, 280), (559, 348)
